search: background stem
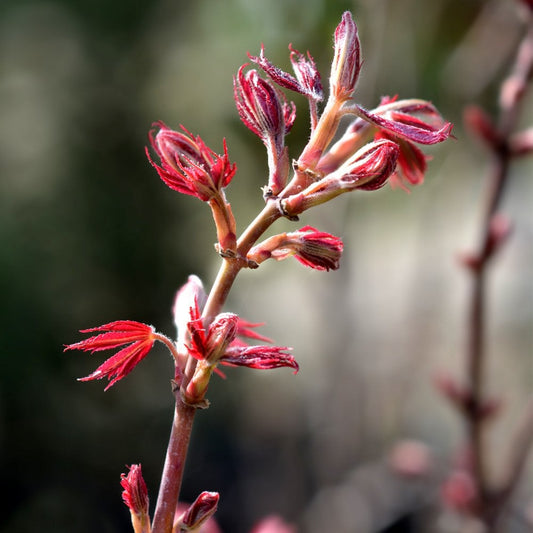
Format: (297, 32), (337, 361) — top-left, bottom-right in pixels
(462, 13), (533, 530)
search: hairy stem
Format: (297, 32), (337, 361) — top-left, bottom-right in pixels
(152, 398), (196, 533)
(152, 199), (282, 532)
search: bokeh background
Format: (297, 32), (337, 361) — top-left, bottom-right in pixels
(1, 0), (531, 531)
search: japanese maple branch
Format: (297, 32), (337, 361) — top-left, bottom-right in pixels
(142, 12), (452, 532)
(68, 11), (453, 533)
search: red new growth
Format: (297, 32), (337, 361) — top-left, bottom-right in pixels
(330, 11), (362, 100)
(146, 122), (236, 200)
(247, 226), (344, 271)
(66, 320), (160, 390)
(121, 464), (150, 533)
(249, 44), (323, 103)
(233, 66), (296, 149)
(121, 464), (149, 517)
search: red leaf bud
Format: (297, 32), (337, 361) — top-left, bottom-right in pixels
(330, 11), (362, 100)
(247, 226), (343, 271)
(146, 123), (236, 201)
(177, 491), (220, 531)
(234, 66), (295, 152)
(121, 464), (150, 531)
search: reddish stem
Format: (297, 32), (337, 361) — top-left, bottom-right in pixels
(497, 396), (533, 508)
(151, 398), (196, 533)
(151, 200), (282, 533)
(463, 14), (533, 530)
(466, 155), (508, 510)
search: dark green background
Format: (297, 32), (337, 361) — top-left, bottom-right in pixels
(1, 0), (531, 531)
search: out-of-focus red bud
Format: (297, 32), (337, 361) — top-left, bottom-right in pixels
(434, 373), (503, 420)
(175, 491), (220, 532)
(441, 470), (479, 514)
(500, 27), (533, 111)
(457, 214), (512, 272)
(463, 105), (502, 150)
(250, 515), (297, 533)
(501, 76), (527, 112)
(388, 440), (433, 478)
(510, 127), (533, 156)
(486, 213), (513, 257)
(457, 251), (483, 272)
(434, 373), (471, 411)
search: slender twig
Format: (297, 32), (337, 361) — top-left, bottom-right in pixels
(496, 396), (533, 512)
(461, 11), (533, 530)
(466, 151), (510, 508)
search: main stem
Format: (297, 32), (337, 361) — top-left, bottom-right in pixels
(151, 398), (196, 533)
(151, 199), (281, 533)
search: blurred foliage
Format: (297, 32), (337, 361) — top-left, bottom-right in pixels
(0, 0), (531, 532)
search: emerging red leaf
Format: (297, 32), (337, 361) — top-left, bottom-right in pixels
(146, 122), (236, 200)
(65, 320), (157, 390)
(248, 226), (344, 271)
(330, 12), (362, 100)
(221, 345), (298, 373)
